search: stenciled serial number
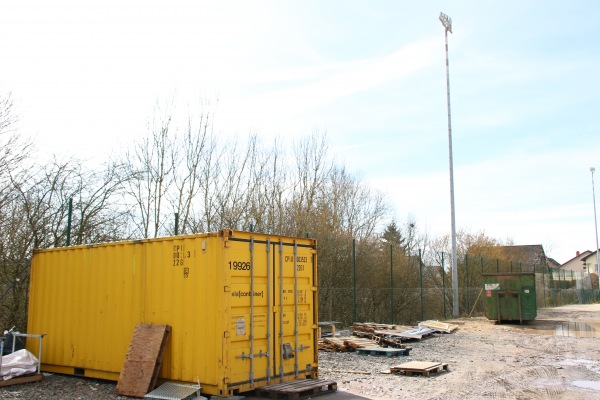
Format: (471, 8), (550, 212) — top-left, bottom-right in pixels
(229, 261), (251, 270)
(172, 244), (192, 277)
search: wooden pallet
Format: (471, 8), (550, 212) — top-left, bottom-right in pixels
(353, 331), (413, 349)
(355, 347), (411, 357)
(255, 379), (337, 400)
(374, 327), (436, 341)
(353, 323), (404, 332)
(0, 373), (43, 387)
(390, 361), (449, 377)
(115, 324), (171, 398)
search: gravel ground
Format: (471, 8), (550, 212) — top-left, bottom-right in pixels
(2, 304), (600, 400)
(0, 374), (130, 400)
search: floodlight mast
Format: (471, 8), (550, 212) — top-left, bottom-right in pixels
(591, 167), (600, 274)
(439, 12), (459, 318)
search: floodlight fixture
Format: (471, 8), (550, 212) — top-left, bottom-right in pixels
(439, 12), (452, 34)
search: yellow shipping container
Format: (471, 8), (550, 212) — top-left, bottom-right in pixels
(27, 229), (319, 397)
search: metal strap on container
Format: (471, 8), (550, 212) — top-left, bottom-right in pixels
(266, 238), (272, 383)
(278, 240), (284, 379)
(293, 241), (299, 378)
(249, 237), (255, 385)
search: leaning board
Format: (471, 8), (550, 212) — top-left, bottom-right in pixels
(115, 324), (171, 398)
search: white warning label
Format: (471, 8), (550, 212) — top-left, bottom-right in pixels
(236, 317), (246, 335)
(485, 283), (500, 290)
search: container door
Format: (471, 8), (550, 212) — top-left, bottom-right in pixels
(497, 291), (519, 321)
(521, 275), (537, 319)
(225, 235), (316, 391)
(273, 239), (316, 381)
(226, 237), (272, 390)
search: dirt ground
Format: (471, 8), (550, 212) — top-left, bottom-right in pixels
(318, 304), (600, 399)
(1, 304), (599, 399)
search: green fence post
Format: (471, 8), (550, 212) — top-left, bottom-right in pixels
(535, 265), (539, 308)
(442, 252), (446, 320)
(564, 269), (568, 305)
(390, 244), (394, 324)
(551, 267), (556, 307)
(353, 238), (357, 323)
(572, 270), (577, 304)
(579, 271), (583, 304)
(558, 268), (562, 306)
(465, 254), (470, 318)
(481, 256), (484, 274)
(66, 198), (73, 246)
(419, 249), (424, 322)
(542, 269), (548, 308)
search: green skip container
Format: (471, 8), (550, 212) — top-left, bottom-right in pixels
(482, 273), (536, 323)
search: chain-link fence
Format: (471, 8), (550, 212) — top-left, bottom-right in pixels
(318, 245), (600, 327)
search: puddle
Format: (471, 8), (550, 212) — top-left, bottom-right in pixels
(524, 322), (600, 337)
(572, 381), (600, 390)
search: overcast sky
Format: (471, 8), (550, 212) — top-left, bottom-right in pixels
(1, 1), (599, 263)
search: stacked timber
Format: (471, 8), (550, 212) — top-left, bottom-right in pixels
(318, 337), (379, 352)
(319, 320), (460, 352)
(353, 324), (435, 342)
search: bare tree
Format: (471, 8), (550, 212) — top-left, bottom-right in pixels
(247, 137), (288, 233)
(214, 134), (256, 230)
(70, 160), (131, 244)
(288, 132), (333, 235)
(194, 133), (221, 232)
(167, 109), (214, 234)
(1, 154), (128, 330)
(0, 92), (30, 209)
(125, 101), (175, 238)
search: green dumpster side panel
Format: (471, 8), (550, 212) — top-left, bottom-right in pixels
(482, 273), (537, 323)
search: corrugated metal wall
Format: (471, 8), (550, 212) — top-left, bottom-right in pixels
(27, 230), (318, 396)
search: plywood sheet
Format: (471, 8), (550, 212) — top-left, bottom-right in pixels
(115, 324), (171, 398)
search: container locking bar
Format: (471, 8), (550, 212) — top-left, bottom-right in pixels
(296, 344), (310, 352)
(278, 240), (284, 379)
(266, 239), (272, 384)
(293, 242), (299, 378)
(236, 350), (269, 360)
(249, 237), (255, 386)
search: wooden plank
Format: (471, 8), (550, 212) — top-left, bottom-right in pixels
(115, 324), (171, 398)
(0, 373), (43, 387)
(321, 369), (371, 375)
(418, 320), (459, 333)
